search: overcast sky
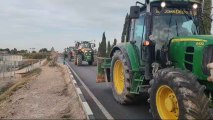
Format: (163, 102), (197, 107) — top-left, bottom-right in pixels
(0, 0), (135, 52)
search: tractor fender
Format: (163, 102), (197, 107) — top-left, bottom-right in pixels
(110, 45), (131, 66)
(109, 44), (141, 79)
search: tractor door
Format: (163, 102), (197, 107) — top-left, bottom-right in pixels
(129, 12), (146, 61)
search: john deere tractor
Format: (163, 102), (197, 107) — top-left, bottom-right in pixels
(66, 46), (75, 61)
(97, 0), (213, 119)
(74, 41), (96, 66)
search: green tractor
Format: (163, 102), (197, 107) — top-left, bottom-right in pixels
(74, 41), (96, 66)
(66, 46), (75, 62)
(97, 0), (213, 119)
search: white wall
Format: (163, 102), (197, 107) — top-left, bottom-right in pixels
(2, 55), (22, 62)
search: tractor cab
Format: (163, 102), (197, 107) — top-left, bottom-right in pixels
(79, 41), (91, 49)
(150, 3), (199, 48)
(77, 41), (95, 51)
(129, 0), (201, 61)
(127, 0), (213, 79)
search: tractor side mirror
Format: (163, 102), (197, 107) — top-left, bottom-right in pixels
(130, 6), (140, 19)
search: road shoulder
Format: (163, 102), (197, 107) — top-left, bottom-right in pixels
(0, 63), (86, 119)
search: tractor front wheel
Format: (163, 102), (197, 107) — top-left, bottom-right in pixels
(77, 55), (82, 66)
(88, 61), (93, 65)
(74, 55), (77, 65)
(149, 68), (212, 120)
(110, 50), (137, 104)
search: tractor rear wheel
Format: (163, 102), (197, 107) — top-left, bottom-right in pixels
(110, 50), (137, 104)
(77, 55), (82, 66)
(74, 55), (77, 65)
(149, 68), (212, 120)
(88, 61), (93, 65)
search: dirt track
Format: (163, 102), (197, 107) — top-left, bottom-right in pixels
(0, 64), (86, 119)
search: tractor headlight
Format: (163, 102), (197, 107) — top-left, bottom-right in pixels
(161, 2), (166, 8)
(192, 3), (198, 9)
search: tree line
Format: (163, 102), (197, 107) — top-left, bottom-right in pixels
(0, 48), (51, 54)
(200, 0), (212, 34)
(97, 32), (117, 57)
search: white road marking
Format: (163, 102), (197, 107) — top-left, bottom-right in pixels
(67, 63), (114, 120)
(76, 87), (82, 94)
(83, 102), (93, 115)
(73, 80), (77, 84)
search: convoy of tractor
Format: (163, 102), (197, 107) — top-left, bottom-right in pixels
(73, 41), (97, 66)
(64, 0), (213, 119)
(66, 46), (75, 62)
(65, 41), (97, 66)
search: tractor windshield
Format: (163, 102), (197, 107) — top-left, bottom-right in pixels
(151, 8), (198, 47)
(80, 43), (91, 48)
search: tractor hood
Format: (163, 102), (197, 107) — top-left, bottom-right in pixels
(169, 35), (213, 82)
(171, 35), (213, 44)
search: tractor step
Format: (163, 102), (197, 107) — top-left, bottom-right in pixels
(139, 85), (150, 93)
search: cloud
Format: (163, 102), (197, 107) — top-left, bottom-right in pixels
(0, 0), (134, 52)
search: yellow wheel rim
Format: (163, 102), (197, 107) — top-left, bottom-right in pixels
(156, 85), (179, 120)
(113, 60), (125, 95)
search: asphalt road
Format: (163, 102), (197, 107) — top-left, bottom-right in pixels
(67, 60), (153, 119)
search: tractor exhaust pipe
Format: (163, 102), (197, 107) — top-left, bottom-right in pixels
(207, 63), (213, 82)
(202, 0), (205, 14)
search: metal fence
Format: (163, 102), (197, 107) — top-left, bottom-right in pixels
(0, 54), (47, 81)
(0, 61), (17, 78)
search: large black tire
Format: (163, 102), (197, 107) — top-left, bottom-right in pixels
(149, 68), (212, 120)
(88, 61), (93, 65)
(77, 55), (82, 66)
(110, 50), (137, 104)
(74, 55), (77, 65)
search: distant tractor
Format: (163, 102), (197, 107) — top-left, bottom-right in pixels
(97, 0), (213, 119)
(68, 47), (75, 61)
(74, 41), (96, 66)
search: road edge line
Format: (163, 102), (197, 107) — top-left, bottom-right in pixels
(65, 64), (95, 120)
(66, 62), (114, 120)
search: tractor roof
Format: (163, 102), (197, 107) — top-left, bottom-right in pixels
(149, 0), (201, 4)
(81, 41), (91, 43)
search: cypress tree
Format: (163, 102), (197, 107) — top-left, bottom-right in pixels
(97, 42), (101, 56)
(113, 38), (117, 47)
(200, 0), (212, 34)
(98, 32), (107, 57)
(107, 41), (111, 56)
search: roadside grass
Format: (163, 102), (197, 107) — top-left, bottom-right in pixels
(0, 68), (41, 102)
(57, 64), (84, 119)
(49, 60), (58, 67)
(21, 68), (41, 78)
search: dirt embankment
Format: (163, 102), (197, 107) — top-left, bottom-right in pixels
(0, 64), (86, 119)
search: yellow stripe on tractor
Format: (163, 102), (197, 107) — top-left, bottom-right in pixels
(172, 38), (207, 43)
